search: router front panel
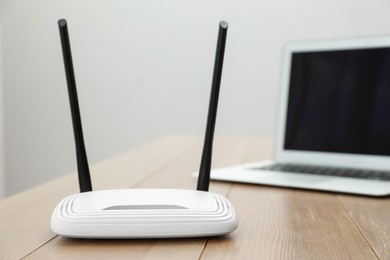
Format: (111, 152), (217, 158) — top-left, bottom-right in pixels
(51, 189), (238, 238)
(71, 189), (217, 212)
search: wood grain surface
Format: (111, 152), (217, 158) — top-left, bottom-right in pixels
(0, 136), (388, 259)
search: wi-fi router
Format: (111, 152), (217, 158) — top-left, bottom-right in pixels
(51, 19), (238, 238)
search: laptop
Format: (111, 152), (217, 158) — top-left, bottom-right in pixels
(211, 36), (390, 196)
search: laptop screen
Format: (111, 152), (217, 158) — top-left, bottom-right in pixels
(284, 47), (390, 156)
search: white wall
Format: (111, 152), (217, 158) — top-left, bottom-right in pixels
(3, 0), (390, 196)
(0, 0), (4, 198)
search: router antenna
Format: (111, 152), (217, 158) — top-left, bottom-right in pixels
(58, 19), (93, 192)
(197, 21), (228, 191)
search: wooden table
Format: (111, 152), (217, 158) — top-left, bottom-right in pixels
(0, 136), (389, 259)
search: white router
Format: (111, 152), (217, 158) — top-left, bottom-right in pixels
(51, 19), (238, 238)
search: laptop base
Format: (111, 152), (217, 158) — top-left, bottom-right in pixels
(209, 161), (390, 196)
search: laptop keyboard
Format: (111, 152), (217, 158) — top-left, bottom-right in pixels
(258, 163), (390, 181)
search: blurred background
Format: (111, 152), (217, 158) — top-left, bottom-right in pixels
(1, 0), (390, 197)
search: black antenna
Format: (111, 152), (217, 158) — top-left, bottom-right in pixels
(197, 21), (228, 191)
(58, 19), (93, 192)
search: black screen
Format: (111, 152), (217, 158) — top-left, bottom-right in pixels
(284, 47), (390, 156)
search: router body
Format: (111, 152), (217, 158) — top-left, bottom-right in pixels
(51, 189), (238, 238)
